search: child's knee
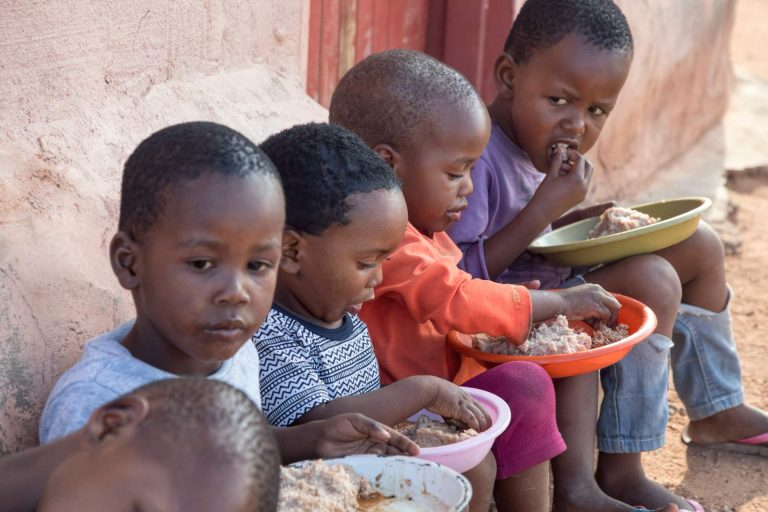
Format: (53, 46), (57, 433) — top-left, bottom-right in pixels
(623, 255), (682, 320)
(691, 221), (725, 267)
(492, 362), (555, 415)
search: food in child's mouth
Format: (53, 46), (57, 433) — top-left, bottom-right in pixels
(472, 315), (629, 356)
(549, 142), (570, 163)
(587, 206), (659, 239)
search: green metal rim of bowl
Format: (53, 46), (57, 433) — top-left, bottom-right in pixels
(527, 197), (712, 267)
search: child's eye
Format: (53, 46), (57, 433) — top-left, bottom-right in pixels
(358, 262), (377, 270)
(548, 97), (567, 106)
(588, 106), (606, 116)
(447, 173), (464, 181)
(248, 260), (273, 273)
(188, 259), (214, 271)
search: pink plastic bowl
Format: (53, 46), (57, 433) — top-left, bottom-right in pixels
(409, 387), (511, 473)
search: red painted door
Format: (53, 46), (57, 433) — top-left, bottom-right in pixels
(306, 0), (518, 107)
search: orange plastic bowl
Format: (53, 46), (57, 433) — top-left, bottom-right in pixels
(447, 294), (657, 378)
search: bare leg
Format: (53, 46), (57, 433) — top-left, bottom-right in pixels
(551, 373), (633, 512)
(493, 460), (551, 512)
(587, 255), (691, 510)
(464, 452), (496, 512)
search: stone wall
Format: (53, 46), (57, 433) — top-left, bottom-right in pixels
(589, 0), (735, 203)
(0, 0), (325, 453)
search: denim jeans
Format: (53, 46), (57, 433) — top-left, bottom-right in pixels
(596, 291), (743, 452)
(671, 291), (743, 421)
(597, 333), (673, 453)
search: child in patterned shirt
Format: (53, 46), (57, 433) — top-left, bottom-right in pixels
(255, 122), (564, 512)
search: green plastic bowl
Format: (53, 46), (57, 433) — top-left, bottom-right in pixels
(528, 197), (712, 267)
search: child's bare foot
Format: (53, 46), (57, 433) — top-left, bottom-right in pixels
(684, 403), (768, 448)
(553, 481), (679, 512)
(596, 454), (692, 511)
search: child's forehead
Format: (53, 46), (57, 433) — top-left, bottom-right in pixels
(524, 33), (631, 74)
(146, 172), (284, 239)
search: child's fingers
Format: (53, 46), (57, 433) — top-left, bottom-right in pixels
(468, 399), (492, 432)
(547, 145), (568, 177)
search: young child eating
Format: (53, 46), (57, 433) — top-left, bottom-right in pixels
(329, 49), (668, 512)
(447, 0), (764, 510)
(256, 122), (500, 511)
(38, 121), (418, 463)
(3, 378), (280, 512)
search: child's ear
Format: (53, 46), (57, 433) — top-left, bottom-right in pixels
(494, 53), (518, 99)
(373, 144), (401, 173)
(109, 232), (140, 290)
(85, 394), (150, 444)
(280, 228), (304, 275)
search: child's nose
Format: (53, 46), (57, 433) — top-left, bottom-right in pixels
(368, 265), (384, 288)
(562, 109), (586, 137)
(216, 270), (250, 305)
(460, 174), (474, 197)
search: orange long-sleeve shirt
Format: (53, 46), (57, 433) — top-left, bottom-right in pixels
(360, 223), (532, 385)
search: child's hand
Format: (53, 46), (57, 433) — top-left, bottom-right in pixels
(315, 413), (420, 458)
(552, 201), (616, 229)
(426, 379), (492, 432)
(531, 145), (595, 221)
(556, 283), (620, 325)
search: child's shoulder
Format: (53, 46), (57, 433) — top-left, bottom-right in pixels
(47, 320), (169, 403)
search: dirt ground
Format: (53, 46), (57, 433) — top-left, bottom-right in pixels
(642, 2), (768, 510)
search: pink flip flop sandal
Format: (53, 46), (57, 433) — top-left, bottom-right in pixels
(686, 498), (705, 512)
(681, 428), (768, 458)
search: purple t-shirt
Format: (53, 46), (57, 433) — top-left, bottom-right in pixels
(448, 122), (571, 289)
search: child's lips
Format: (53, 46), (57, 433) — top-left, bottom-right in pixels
(446, 203), (468, 222)
(347, 293), (375, 316)
(205, 319), (247, 340)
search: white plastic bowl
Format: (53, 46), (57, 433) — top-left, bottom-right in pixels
(291, 455), (472, 511)
(408, 387), (511, 473)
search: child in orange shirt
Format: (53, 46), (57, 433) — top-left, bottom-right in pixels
(330, 50), (672, 512)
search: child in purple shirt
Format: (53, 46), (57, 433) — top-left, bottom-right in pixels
(453, 121), (569, 288)
(450, 0), (767, 511)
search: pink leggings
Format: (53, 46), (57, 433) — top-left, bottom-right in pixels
(463, 362), (565, 479)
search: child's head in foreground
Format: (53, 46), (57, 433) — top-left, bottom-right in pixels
(39, 378), (280, 512)
(490, 0), (633, 173)
(111, 122), (285, 374)
(329, 49), (490, 236)
(260, 122), (407, 327)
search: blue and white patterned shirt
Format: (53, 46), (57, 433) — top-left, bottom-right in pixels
(253, 304), (380, 427)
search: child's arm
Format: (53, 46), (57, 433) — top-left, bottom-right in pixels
(377, 227), (533, 343)
(0, 432), (82, 512)
(272, 413), (419, 464)
(294, 375), (491, 432)
(552, 201), (615, 229)
(529, 284), (620, 324)
(478, 147), (593, 279)
(377, 231), (619, 344)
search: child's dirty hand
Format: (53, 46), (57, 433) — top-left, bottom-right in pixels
(557, 283), (620, 325)
(315, 413), (420, 458)
(427, 379), (491, 432)
(532, 145), (595, 220)
(552, 201), (616, 229)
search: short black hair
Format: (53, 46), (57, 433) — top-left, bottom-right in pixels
(505, 0), (633, 64)
(119, 121), (280, 240)
(130, 378), (280, 511)
(329, 49), (483, 151)
(260, 122), (400, 235)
